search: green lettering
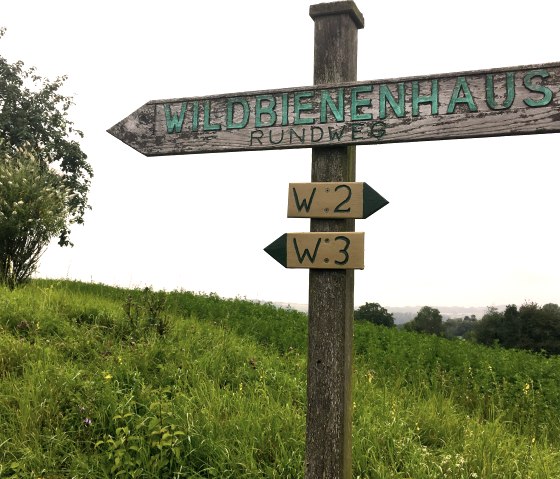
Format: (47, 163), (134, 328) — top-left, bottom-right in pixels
(447, 76), (477, 114)
(282, 93), (289, 126)
(203, 100), (221, 131)
(294, 91), (315, 125)
(523, 69), (553, 107)
(379, 83), (405, 119)
(255, 95), (277, 128)
(412, 80), (439, 116)
(226, 98), (249, 129)
(191, 101), (199, 131)
(351, 85), (373, 121)
(320, 88), (344, 123)
(164, 102), (187, 134)
(486, 72), (515, 110)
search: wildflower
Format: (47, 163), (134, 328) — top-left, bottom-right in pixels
(83, 418), (92, 426)
(523, 383), (531, 395)
(103, 372), (113, 380)
(470, 473), (478, 478)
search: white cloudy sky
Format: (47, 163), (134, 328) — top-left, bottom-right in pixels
(2, 0), (560, 309)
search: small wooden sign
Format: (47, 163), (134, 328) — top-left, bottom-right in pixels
(288, 182), (388, 219)
(108, 62), (560, 156)
(264, 232), (364, 269)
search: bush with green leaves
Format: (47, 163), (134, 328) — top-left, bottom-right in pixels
(0, 27), (92, 248)
(0, 143), (69, 288)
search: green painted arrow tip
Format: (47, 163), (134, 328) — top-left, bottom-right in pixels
(363, 183), (389, 219)
(264, 234), (288, 268)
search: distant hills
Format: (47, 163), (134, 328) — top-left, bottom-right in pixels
(388, 306), (496, 325)
(269, 302), (501, 325)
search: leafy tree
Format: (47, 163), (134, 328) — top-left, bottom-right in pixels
(472, 306), (502, 346)
(0, 144), (69, 288)
(473, 303), (560, 355)
(0, 28), (91, 287)
(354, 302), (395, 327)
(443, 315), (477, 339)
(0, 27), (92, 247)
(537, 304), (560, 355)
(405, 306), (444, 335)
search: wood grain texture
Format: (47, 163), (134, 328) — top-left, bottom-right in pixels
(306, 2), (361, 479)
(108, 63), (560, 156)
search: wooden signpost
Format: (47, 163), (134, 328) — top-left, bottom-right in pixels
(108, 1), (560, 478)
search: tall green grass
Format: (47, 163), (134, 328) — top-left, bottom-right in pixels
(1, 279), (559, 478)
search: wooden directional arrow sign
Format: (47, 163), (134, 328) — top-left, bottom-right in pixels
(108, 62), (560, 156)
(288, 182), (387, 219)
(264, 232), (364, 269)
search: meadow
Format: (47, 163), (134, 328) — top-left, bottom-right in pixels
(1, 279), (559, 478)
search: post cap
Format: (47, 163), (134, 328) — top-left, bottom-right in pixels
(309, 1), (364, 29)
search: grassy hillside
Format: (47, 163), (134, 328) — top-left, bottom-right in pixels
(1, 280), (559, 478)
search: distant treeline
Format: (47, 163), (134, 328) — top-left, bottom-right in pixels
(355, 302), (560, 355)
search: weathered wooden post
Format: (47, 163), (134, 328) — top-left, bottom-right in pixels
(306, 2), (363, 478)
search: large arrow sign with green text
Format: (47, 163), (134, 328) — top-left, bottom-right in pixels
(108, 62), (560, 156)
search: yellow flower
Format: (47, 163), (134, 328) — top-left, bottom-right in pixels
(103, 372), (113, 380)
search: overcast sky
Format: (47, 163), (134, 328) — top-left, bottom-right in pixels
(2, 0), (560, 309)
